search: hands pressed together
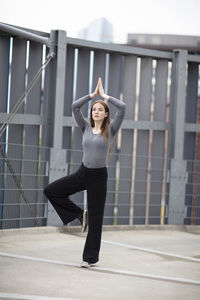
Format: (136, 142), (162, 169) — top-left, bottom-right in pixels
(90, 77), (110, 101)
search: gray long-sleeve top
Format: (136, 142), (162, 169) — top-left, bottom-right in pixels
(72, 94), (126, 168)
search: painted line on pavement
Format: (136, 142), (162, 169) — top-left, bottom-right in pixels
(91, 265), (200, 286)
(0, 251), (79, 268)
(0, 251), (200, 286)
(102, 239), (200, 263)
(0, 292), (81, 300)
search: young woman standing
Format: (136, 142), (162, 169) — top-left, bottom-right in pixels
(44, 77), (126, 268)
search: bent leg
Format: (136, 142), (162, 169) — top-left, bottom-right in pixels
(44, 166), (86, 224)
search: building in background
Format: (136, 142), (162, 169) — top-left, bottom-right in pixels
(127, 33), (200, 54)
(77, 17), (114, 43)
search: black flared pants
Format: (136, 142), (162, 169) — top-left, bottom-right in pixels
(43, 162), (107, 264)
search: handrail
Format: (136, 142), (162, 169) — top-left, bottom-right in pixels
(0, 22), (51, 47)
(66, 37), (200, 63)
(66, 36), (173, 60)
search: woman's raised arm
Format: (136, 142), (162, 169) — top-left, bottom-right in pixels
(72, 94), (91, 133)
(72, 80), (99, 132)
(108, 96), (126, 137)
(98, 77), (126, 136)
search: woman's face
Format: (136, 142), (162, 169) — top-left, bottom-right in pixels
(92, 103), (108, 122)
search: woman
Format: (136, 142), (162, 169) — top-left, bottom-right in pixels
(44, 77), (126, 268)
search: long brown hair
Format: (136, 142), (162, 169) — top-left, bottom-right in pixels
(90, 100), (110, 142)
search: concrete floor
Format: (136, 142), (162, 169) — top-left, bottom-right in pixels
(0, 225), (200, 300)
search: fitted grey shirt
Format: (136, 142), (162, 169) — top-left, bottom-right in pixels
(72, 94), (126, 168)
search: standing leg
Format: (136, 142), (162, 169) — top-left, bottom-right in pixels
(83, 170), (107, 264)
(44, 165), (86, 224)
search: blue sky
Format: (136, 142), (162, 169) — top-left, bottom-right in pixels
(1, 0), (200, 43)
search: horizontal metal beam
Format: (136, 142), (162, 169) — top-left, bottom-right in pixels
(66, 37), (173, 60)
(0, 113), (45, 125)
(63, 116), (169, 131)
(0, 22), (51, 47)
(185, 123), (200, 132)
(187, 54), (200, 63)
(8, 24), (49, 38)
(122, 120), (169, 130)
(67, 37), (200, 63)
(3, 114), (199, 132)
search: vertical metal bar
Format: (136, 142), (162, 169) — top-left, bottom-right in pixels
(47, 30), (68, 226)
(52, 30), (67, 149)
(135, 57), (153, 224)
(42, 38), (54, 149)
(22, 41), (43, 227)
(47, 147), (67, 226)
(92, 51), (106, 91)
(151, 59), (168, 225)
(0, 36), (10, 122)
(69, 47), (90, 225)
(41, 46), (51, 226)
(63, 45), (74, 153)
(63, 45), (75, 179)
(168, 50), (188, 225)
(106, 53), (121, 225)
(170, 50), (188, 160)
(184, 62), (199, 225)
(0, 36), (10, 229)
(119, 55), (137, 225)
(6, 37), (27, 228)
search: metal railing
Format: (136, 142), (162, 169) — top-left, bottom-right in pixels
(0, 142), (49, 229)
(0, 22), (200, 229)
(1, 142), (199, 229)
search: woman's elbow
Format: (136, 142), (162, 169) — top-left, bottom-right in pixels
(72, 102), (75, 110)
(72, 103), (78, 113)
(122, 102), (126, 113)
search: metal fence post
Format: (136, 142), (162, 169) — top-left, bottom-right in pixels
(46, 30), (67, 226)
(168, 50), (188, 225)
(47, 148), (68, 226)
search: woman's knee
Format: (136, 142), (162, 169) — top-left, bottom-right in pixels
(43, 185), (51, 198)
(43, 183), (70, 199)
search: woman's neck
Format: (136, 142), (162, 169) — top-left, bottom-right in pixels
(93, 121), (103, 131)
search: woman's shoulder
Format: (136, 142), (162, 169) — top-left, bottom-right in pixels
(86, 122), (91, 129)
(82, 122), (90, 133)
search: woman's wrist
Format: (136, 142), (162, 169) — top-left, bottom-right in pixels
(90, 92), (109, 100)
(104, 94), (110, 101)
(90, 93), (95, 99)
